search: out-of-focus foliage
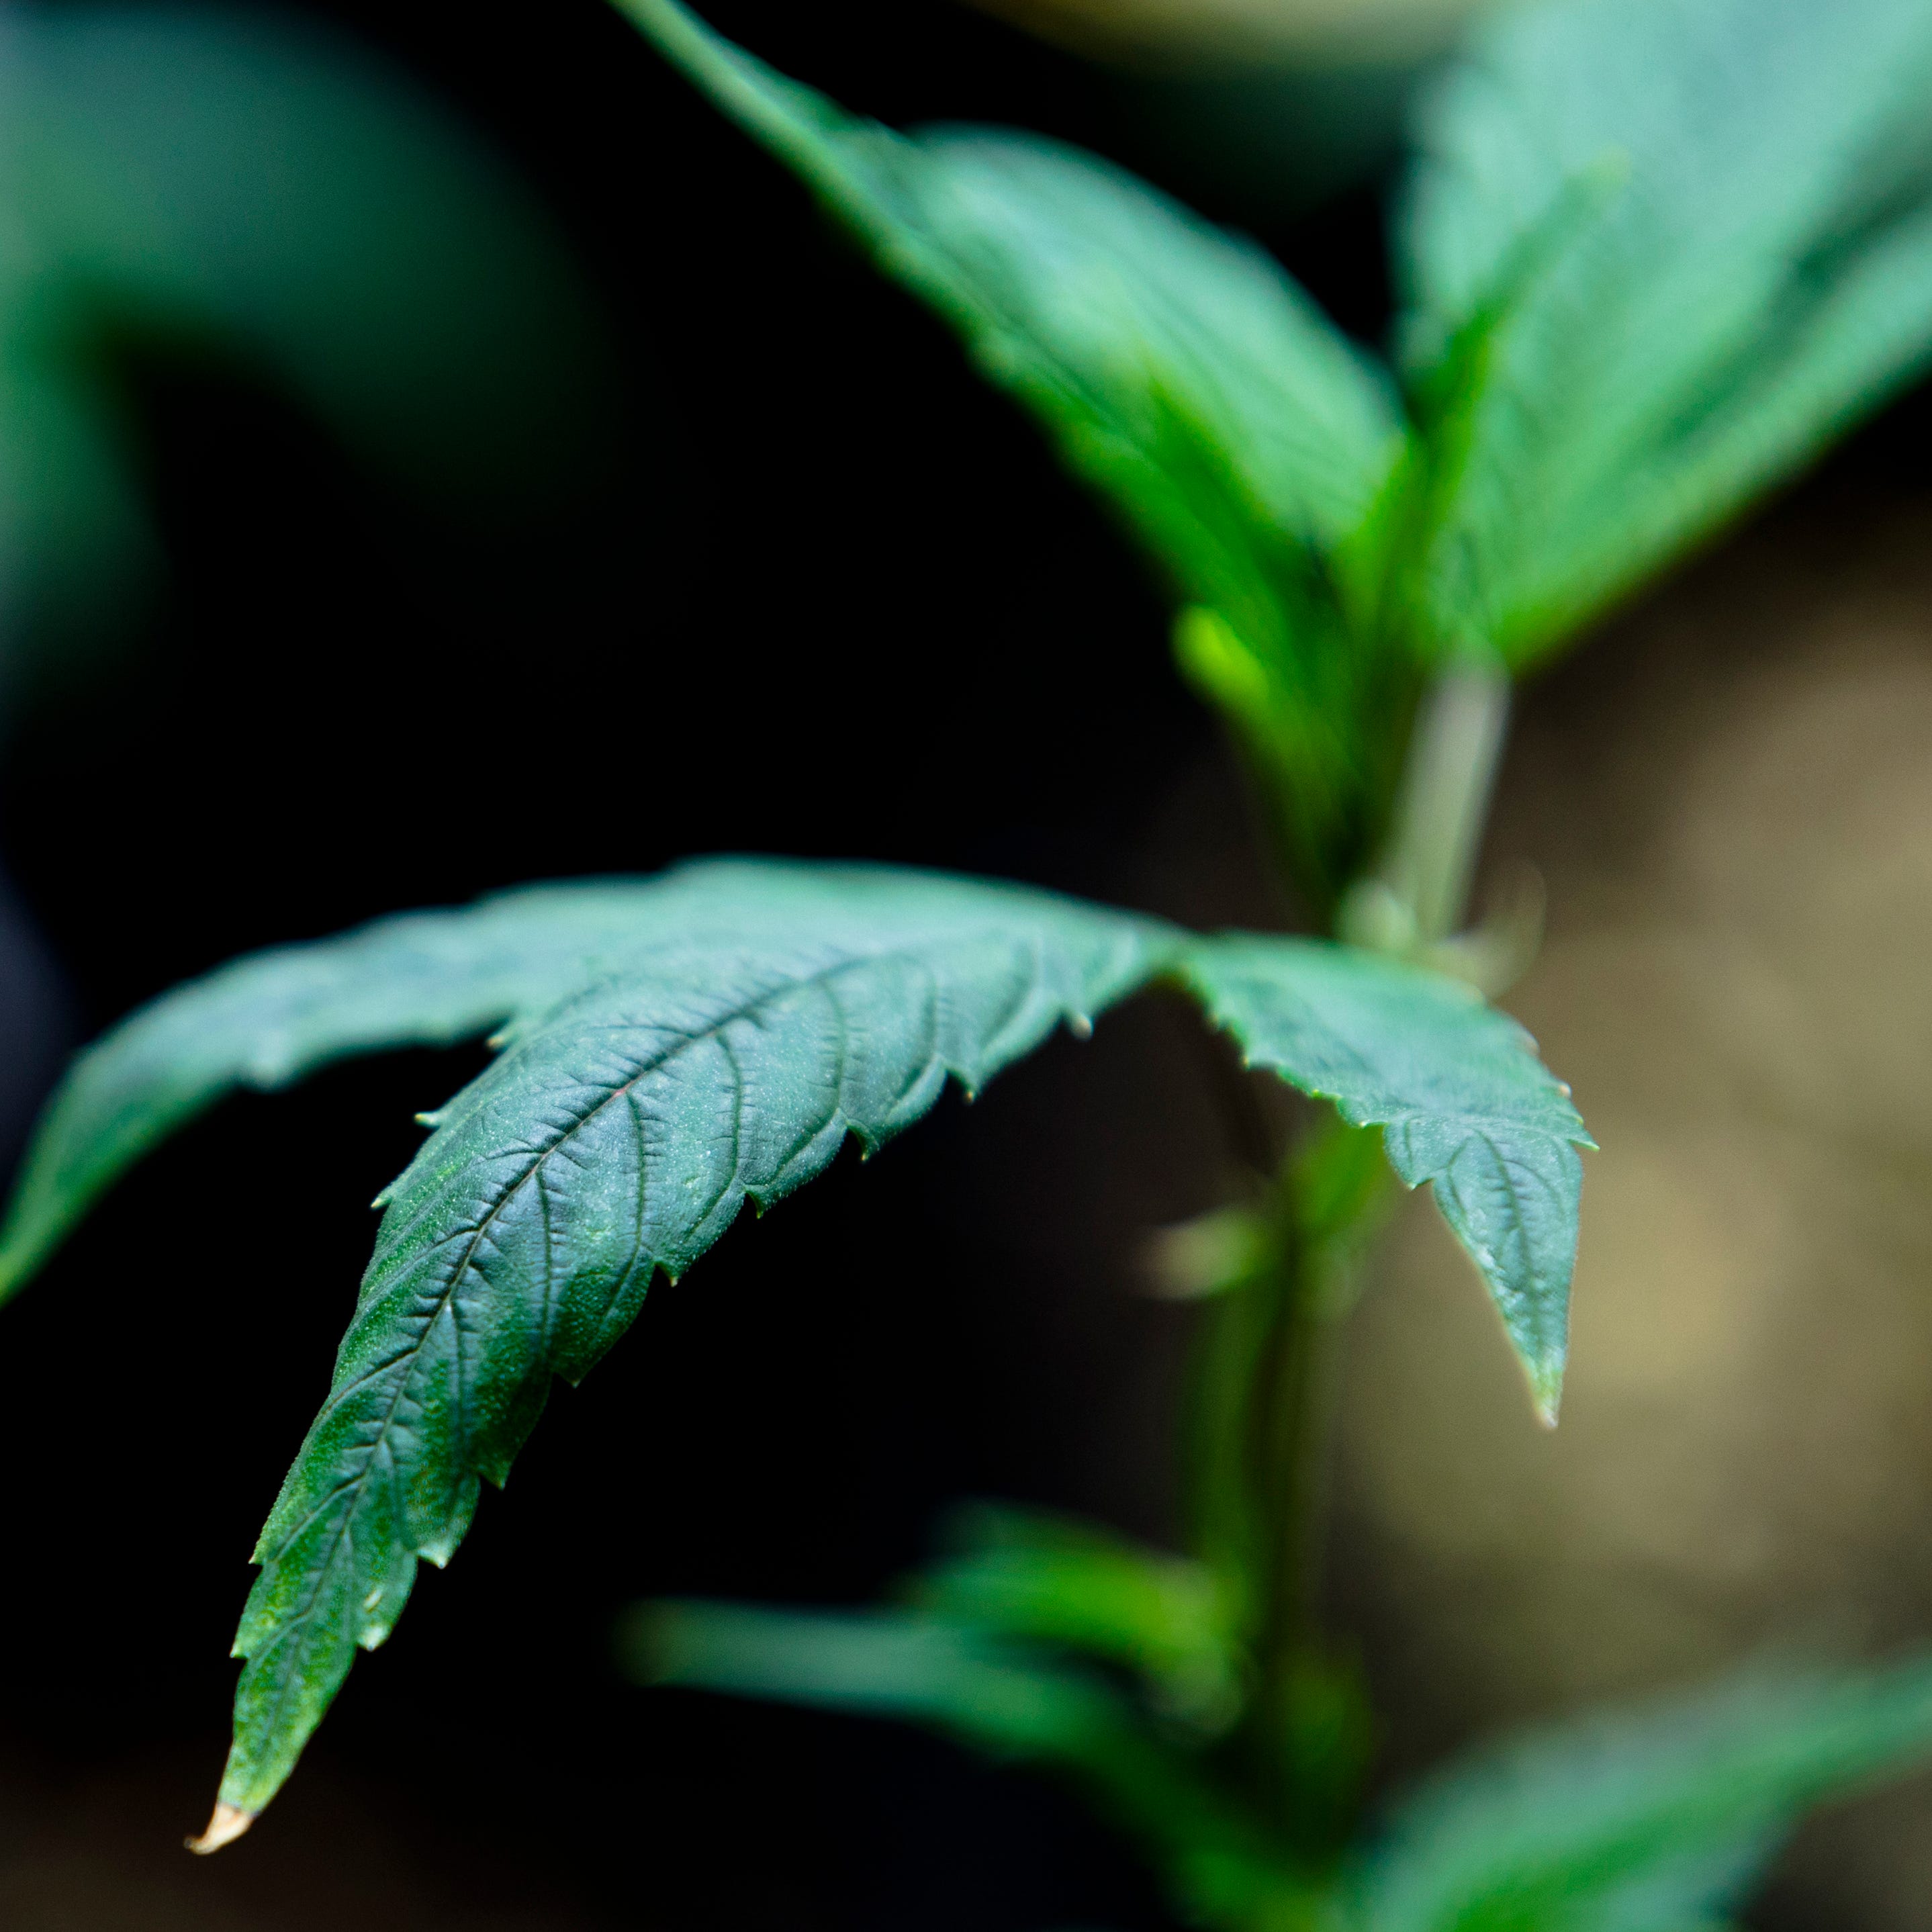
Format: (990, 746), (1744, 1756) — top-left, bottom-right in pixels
(1397, 0), (1932, 668)
(0, 5), (603, 661)
(1352, 1662), (1932, 1932)
(631, 1596), (1308, 1929)
(910, 1504), (1246, 1730)
(618, 0), (1932, 915)
(618, 0), (1414, 906)
(633, 1523), (1932, 1932)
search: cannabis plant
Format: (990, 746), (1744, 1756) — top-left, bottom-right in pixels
(6, 0), (1932, 1925)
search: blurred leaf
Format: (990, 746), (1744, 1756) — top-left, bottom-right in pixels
(629, 1598), (1305, 1929)
(1394, 0), (1932, 665)
(1183, 935), (1590, 1418)
(0, 5), (606, 646)
(612, 0), (1412, 907)
(1266, 1648), (1379, 1868)
(1350, 1657), (1932, 1932)
(913, 1504), (1245, 1731)
(617, 0), (1397, 551)
(1148, 1201), (1277, 1300)
(0, 863), (1587, 1830)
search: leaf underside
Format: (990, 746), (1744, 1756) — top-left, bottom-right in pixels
(0, 861), (1586, 1820)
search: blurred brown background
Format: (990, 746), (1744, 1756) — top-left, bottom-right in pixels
(1336, 483), (1932, 1932)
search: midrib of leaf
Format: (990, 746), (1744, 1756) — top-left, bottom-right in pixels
(220, 930), (1091, 1813)
(342, 946), (1005, 1469)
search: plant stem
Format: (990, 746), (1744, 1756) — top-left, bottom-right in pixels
(1194, 661), (1516, 1853)
(1381, 660), (1513, 942)
(1252, 1128), (1387, 1661)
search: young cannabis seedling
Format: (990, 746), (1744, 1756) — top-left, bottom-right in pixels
(4, 0), (1932, 1923)
(0, 862), (1585, 1849)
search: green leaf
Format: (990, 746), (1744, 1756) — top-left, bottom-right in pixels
(911, 1504), (1244, 1732)
(175, 866), (1171, 1823)
(1395, 0), (1932, 665)
(614, 0), (1397, 561)
(610, 0), (1410, 905)
(0, 882), (722, 1301)
(1181, 936), (1589, 1420)
(911, 1505), (1375, 1863)
(0, 7), (601, 643)
(633, 1596), (1150, 1757)
(0, 862), (1588, 1829)
(627, 1598), (1300, 1927)
(1350, 1657), (1932, 1932)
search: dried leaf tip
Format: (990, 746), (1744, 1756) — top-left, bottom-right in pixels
(1530, 1367), (1564, 1430)
(1067, 1012), (1094, 1040)
(186, 1802), (254, 1855)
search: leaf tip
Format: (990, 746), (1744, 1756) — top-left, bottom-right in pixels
(1066, 1012), (1094, 1041)
(1530, 1361), (1565, 1428)
(186, 1803), (253, 1855)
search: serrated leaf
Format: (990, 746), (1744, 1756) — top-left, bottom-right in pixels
(205, 866), (1173, 1820)
(1180, 937), (1590, 1420)
(0, 862), (1588, 1826)
(1350, 1657), (1932, 1932)
(611, 0), (1410, 905)
(1395, 0), (1932, 665)
(0, 878), (774, 1300)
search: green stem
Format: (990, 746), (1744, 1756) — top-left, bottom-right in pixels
(1252, 1129), (1386, 1663)
(1344, 661), (1512, 953)
(1189, 661), (1516, 1860)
